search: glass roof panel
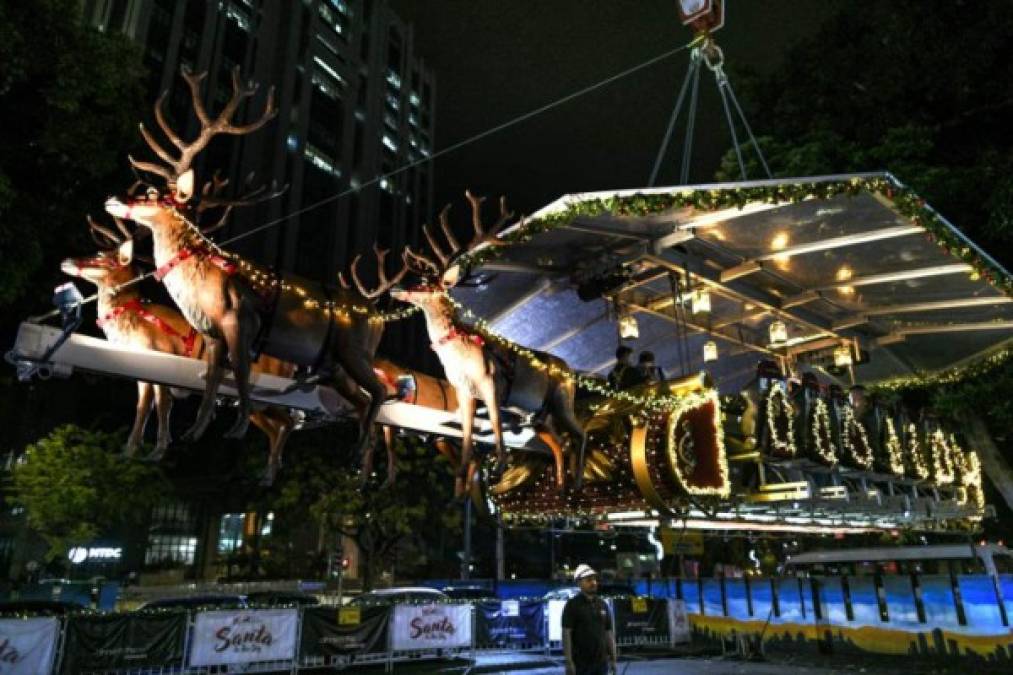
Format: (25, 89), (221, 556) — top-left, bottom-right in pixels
(693, 192), (906, 261)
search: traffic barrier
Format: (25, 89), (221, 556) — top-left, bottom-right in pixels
(5, 575), (1011, 672)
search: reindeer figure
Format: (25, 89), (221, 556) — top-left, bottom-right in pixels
(105, 68), (406, 457)
(61, 216), (298, 485)
(392, 192), (588, 495)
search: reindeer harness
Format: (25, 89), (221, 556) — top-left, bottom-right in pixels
(153, 245), (239, 281)
(98, 298), (200, 358)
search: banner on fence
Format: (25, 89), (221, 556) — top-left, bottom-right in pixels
(299, 605), (389, 659)
(613, 597), (669, 643)
(668, 599), (691, 645)
(547, 599), (566, 642)
(475, 600), (545, 648)
(0, 617), (59, 675)
(60, 612), (186, 673)
(391, 603), (471, 651)
(188, 609), (298, 667)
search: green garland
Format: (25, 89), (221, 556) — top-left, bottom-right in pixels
(872, 346), (1013, 393)
(455, 176), (1012, 296)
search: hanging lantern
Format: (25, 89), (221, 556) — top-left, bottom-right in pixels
(691, 289), (712, 314)
(619, 315), (639, 340)
(769, 320), (788, 345)
(703, 340), (718, 362)
(833, 344), (853, 367)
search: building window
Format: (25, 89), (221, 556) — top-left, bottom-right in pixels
(304, 142), (342, 177)
(218, 513), (245, 554)
(145, 535), (197, 566)
(149, 501), (193, 531)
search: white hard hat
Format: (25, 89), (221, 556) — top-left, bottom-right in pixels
(573, 564), (598, 581)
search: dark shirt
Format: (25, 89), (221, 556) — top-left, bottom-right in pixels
(561, 593), (612, 668)
(607, 363), (630, 389)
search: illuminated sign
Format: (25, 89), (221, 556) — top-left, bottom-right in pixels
(68, 546), (122, 564)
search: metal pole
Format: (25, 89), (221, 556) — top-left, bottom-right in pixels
(462, 498), (472, 580)
(549, 530), (556, 580)
(496, 513), (505, 582)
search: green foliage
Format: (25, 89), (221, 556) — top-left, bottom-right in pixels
(12, 424), (167, 560)
(265, 428), (461, 588)
(0, 0), (145, 313)
(716, 1), (1013, 265)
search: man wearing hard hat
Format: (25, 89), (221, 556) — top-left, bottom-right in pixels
(562, 564), (617, 675)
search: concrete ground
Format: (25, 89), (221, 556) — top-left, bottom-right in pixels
(299, 650), (1003, 675)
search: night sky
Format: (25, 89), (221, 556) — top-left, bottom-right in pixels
(388, 0), (843, 217)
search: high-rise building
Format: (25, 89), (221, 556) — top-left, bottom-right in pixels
(82, 0), (436, 286)
(73, 0), (438, 579)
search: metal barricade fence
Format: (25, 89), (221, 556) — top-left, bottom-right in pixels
(19, 595), (686, 674)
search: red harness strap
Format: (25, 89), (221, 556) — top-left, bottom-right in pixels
(432, 327), (485, 351)
(154, 246), (238, 281)
(97, 299), (199, 358)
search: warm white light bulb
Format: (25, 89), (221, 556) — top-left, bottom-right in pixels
(691, 290), (712, 314)
(703, 340), (718, 362)
(769, 320), (788, 345)
(619, 315), (639, 339)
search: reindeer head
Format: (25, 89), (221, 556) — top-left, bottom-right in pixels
(106, 67), (279, 234)
(61, 215), (137, 290)
(392, 191), (514, 310)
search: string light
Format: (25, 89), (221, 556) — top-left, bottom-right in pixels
(838, 405), (873, 469)
(664, 389), (730, 498)
(444, 295), (705, 412)
(765, 384), (796, 458)
(809, 399), (838, 465)
(163, 206), (420, 324)
(884, 418), (906, 476)
(929, 429), (955, 485)
(906, 423), (929, 479)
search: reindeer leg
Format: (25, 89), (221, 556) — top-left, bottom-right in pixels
(146, 385), (173, 461)
(477, 377), (507, 480)
(551, 385), (588, 491)
(535, 425), (567, 492)
(181, 338), (225, 442)
(433, 437), (461, 469)
(336, 349), (386, 458)
(250, 410), (279, 486)
(126, 381), (155, 456)
(456, 394), (476, 499)
(222, 302), (257, 439)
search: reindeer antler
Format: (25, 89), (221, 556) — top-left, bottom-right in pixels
(348, 243), (409, 300)
(131, 66), (277, 189)
(88, 214), (132, 248)
(404, 190), (514, 284)
(196, 170), (287, 236)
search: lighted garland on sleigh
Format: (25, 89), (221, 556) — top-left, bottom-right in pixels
(906, 423), (930, 480)
(928, 429), (956, 485)
(838, 406), (874, 470)
(764, 385), (796, 458)
(808, 399), (838, 466)
(883, 418), (906, 476)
